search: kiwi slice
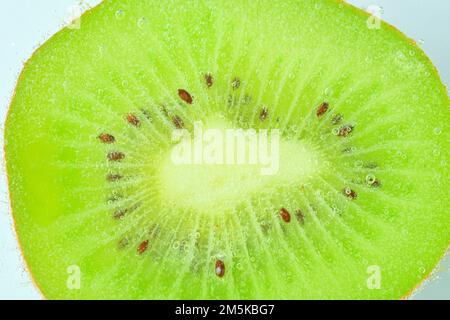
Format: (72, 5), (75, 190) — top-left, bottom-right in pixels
(4, 0), (449, 299)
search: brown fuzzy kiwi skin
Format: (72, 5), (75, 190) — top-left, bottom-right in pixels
(3, 0), (449, 300)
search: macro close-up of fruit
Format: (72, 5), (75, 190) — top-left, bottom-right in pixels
(1, 0), (449, 301)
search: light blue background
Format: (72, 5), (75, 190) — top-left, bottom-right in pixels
(0, 0), (449, 300)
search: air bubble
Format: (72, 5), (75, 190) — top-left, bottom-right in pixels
(137, 17), (148, 29)
(433, 127), (442, 135)
(365, 174), (377, 185)
(354, 160), (363, 168)
(215, 252), (225, 260)
(324, 87), (332, 96)
(115, 10), (125, 20)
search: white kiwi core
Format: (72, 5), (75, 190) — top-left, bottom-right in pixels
(158, 116), (321, 212)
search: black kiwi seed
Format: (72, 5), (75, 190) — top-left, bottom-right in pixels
(259, 107), (269, 121)
(172, 115), (184, 129)
(337, 125), (354, 137)
(117, 238), (129, 250)
(127, 113), (141, 127)
(231, 77), (241, 90)
(316, 102), (329, 117)
(106, 174), (123, 182)
(107, 192), (123, 203)
(279, 208), (291, 223)
(137, 240), (149, 255)
(343, 187), (357, 200)
(371, 180), (381, 187)
(342, 147), (353, 154)
(98, 133), (115, 143)
(367, 177), (381, 187)
(260, 222), (270, 234)
(178, 89), (193, 104)
(331, 114), (343, 125)
(108, 152), (125, 161)
(215, 260), (225, 277)
(160, 105), (170, 117)
(363, 162), (379, 169)
(205, 73), (213, 87)
(115, 203), (142, 219)
(295, 209), (305, 224)
(113, 208), (128, 220)
(140, 109), (152, 121)
(241, 94), (252, 105)
(227, 94), (235, 108)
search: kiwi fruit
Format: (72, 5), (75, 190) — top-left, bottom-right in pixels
(4, 0), (449, 299)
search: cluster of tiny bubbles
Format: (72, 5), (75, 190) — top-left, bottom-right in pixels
(115, 9), (125, 20)
(365, 174), (377, 186)
(137, 17), (149, 29)
(396, 150), (406, 159)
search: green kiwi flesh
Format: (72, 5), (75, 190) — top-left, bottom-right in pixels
(4, 0), (449, 299)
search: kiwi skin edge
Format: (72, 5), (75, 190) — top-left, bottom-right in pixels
(3, 0), (449, 300)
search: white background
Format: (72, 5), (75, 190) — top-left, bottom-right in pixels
(0, 0), (449, 299)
